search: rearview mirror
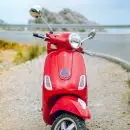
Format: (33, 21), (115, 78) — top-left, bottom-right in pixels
(88, 29), (96, 39)
(29, 5), (41, 18)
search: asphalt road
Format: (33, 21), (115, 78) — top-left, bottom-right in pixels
(0, 31), (130, 62)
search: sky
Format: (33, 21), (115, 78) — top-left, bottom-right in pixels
(0, 0), (130, 24)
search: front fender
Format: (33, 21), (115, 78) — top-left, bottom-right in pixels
(50, 96), (91, 119)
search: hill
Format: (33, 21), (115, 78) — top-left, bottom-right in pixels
(28, 8), (104, 32)
(29, 8), (98, 24)
(0, 19), (5, 24)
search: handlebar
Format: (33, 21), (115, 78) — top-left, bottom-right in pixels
(33, 33), (47, 40)
(32, 33), (93, 56)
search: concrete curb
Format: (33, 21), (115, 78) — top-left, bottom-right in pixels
(87, 51), (130, 72)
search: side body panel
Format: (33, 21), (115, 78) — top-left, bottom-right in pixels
(42, 50), (88, 124)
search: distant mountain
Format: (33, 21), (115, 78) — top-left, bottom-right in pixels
(28, 8), (104, 32)
(29, 8), (98, 25)
(0, 19), (5, 24)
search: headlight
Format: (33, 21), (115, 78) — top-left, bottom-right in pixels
(44, 75), (52, 90)
(69, 33), (81, 49)
(78, 75), (86, 90)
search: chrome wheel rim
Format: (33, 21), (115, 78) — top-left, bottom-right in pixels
(54, 117), (77, 130)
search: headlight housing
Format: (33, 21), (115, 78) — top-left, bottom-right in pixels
(44, 75), (52, 90)
(69, 33), (81, 49)
(78, 75), (86, 90)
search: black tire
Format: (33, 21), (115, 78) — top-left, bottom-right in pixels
(51, 113), (88, 130)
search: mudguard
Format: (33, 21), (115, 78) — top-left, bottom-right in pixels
(50, 96), (91, 120)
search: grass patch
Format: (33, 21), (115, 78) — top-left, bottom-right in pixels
(27, 45), (43, 60)
(0, 39), (30, 51)
(78, 28), (86, 32)
(0, 39), (17, 50)
(126, 79), (130, 105)
(27, 45), (46, 60)
(13, 51), (27, 64)
(13, 45), (46, 64)
(0, 39), (46, 65)
(127, 79), (130, 89)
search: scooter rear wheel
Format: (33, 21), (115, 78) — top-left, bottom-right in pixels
(51, 113), (88, 130)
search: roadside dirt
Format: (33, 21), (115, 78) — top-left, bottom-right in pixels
(0, 55), (130, 130)
(0, 50), (16, 75)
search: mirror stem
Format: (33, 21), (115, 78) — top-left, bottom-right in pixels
(39, 15), (53, 33)
(81, 36), (92, 43)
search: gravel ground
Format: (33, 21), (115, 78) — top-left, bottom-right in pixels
(0, 54), (130, 130)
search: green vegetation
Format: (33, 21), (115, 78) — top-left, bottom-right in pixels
(78, 28), (86, 32)
(29, 8), (88, 24)
(13, 51), (26, 64)
(0, 39), (46, 65)
(0, 39), (16, 50)
(27, 45), (43, 60)
(28, 8), (105, 32)
(13, 45), (46, 64)
(0, 39), (26, 51)
(126, 79), (130, 105)
(127, 79), (130, 89)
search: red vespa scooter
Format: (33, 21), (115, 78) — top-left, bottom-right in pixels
(30, 6), (96, 130)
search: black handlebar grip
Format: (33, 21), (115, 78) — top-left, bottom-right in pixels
(33, 33), (39, 37)
(33, 33), (45, 39)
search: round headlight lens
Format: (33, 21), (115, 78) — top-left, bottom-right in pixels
(69, 33), (81, 49)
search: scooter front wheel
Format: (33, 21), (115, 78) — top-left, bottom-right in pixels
(51, 113), (88, 130)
